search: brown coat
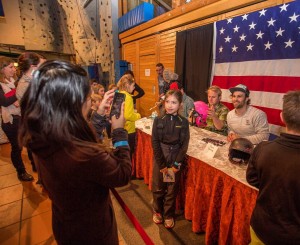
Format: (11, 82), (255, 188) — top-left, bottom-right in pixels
(31, 128), (131, 245)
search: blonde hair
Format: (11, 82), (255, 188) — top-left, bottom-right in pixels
(91, 94), (102, 103)
(207, 85), (222, 97)
(92, 84), (104, 94)
(117, 74), (134, 92)
(108, 83), (118, 90)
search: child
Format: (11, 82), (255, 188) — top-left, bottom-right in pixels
(87, 94), (102, 121)
(123, 70), (145, 106)
(117, 75), (141, 162)
(151, 90), (190, 229)
(92, 84), (105, 97)
(87, 94), (106, 142)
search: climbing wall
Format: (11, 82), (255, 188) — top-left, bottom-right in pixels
(18, 0), (114, 78)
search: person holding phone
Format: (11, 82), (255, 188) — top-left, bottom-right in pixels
(19, 60), (132, 244)
(117, 75), (141, 164)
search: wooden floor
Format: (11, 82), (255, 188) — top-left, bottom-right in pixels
(0, 143), (126, 245)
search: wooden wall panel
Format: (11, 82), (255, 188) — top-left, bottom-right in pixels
(138, 36), (158, 117)
(123, 41), (138, 67)
(123, 41), (138, 85)
(158, 29), (178, 71)
(139, 36), (157, 56)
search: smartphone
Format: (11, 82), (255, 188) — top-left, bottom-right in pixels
(109, 92), (125, 119)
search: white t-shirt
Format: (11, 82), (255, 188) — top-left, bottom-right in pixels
(227, 105), (270, 145)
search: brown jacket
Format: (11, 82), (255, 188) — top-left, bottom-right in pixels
(31, 128), (131, 245)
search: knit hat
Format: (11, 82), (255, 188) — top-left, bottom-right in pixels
(163, 69), (179, 83)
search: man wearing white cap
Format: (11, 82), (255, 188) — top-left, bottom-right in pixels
(227, 84), (269, 145)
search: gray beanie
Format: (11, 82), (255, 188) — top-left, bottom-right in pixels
(163, 69), (178, 83)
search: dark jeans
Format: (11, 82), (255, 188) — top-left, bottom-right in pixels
(152, 143), (181, 218)
(2, 115), (26, 174)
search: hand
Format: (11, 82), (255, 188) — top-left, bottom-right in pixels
(172, 167), (180, 173)
(227, 132), (238, 142)
(111, 102), (125, 130)
(97, 89), (115, 116)
(207, 105), (216, 119)
(159, 167), (168, 174)
(188, 109), (194, 123)
(159, 93), (165, 101)
(13, 101), (20, 107)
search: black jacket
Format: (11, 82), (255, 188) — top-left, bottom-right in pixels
(246, 133), (300, 245)
(152, 114), (190, 169)
(131, 83), (145, 104)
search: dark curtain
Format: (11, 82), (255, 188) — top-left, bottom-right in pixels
(175, 24), (214, 102)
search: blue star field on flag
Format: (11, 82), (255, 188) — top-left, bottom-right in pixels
(216, 1), (300, 63)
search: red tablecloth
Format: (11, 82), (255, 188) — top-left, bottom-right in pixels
(133, 129), (258, 245)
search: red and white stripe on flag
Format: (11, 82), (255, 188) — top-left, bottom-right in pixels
(212, 2), (300, 136)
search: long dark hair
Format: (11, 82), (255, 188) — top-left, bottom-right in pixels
(19, 60), (99, 154)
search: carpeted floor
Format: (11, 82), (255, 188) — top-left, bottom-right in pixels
(113, 179), (205, 245)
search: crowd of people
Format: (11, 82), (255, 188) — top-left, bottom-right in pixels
(0, 55), (299, 244)
(155, 62), (270, 145)
(155, 63), (300, 244)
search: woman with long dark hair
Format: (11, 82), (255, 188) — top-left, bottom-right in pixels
(19, 60), (132, 244)
(0, 56), (33, 181)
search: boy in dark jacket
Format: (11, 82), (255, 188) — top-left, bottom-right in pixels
(246, 90), (300, 244)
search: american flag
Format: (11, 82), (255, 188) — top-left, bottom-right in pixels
(212, 1), (300, 136)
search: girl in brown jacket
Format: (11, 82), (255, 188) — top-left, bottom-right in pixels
(19, 60), (132, 245)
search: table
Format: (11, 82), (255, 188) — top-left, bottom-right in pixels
(134, 118), (258, 245)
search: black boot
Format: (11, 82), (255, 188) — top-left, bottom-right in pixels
(18, 171), (34, 182)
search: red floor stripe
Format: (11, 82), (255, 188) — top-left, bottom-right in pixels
(111, 188), (155, 245)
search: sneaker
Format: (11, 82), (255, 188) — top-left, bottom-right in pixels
(164, 218), (175, 229)
(18, 172), (34, 182)
(153, 212), (163, 224)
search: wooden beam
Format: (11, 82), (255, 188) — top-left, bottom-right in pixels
(119, 0), (294, 44)
(119, 0), (220, 40)
(178, 0), (293, 32)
